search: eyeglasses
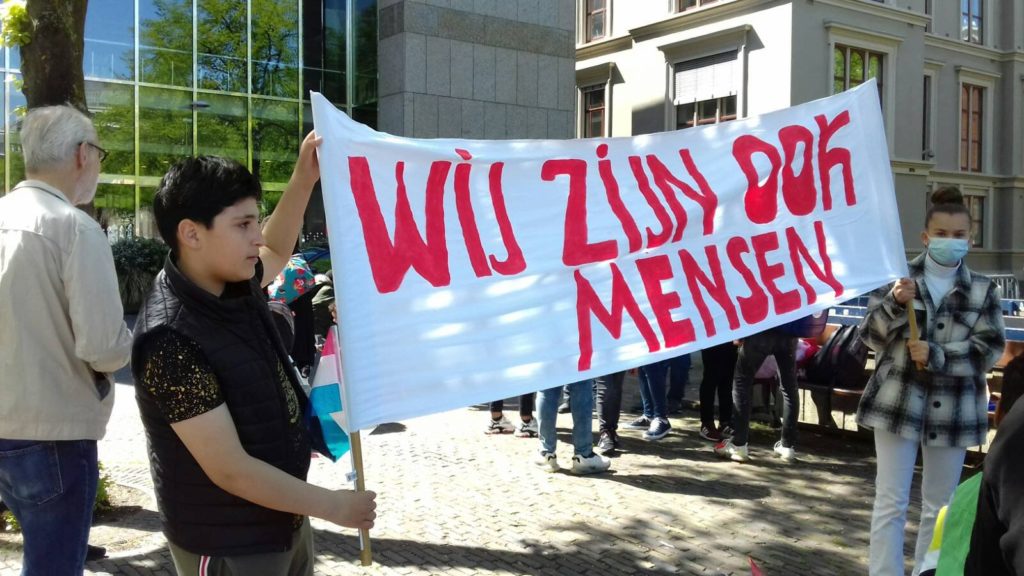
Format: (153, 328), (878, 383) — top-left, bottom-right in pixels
(82, 141), (108, 162)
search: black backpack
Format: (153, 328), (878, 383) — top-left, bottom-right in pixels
(804, 324), (870, 390)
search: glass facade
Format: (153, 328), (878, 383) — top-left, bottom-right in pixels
(0, 0), (377, 240)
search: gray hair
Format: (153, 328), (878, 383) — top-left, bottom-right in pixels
(20, 105), (96, 173)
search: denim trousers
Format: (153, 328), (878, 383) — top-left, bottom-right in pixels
(869, 429), (965, 576)
(0, 438), (99, 576)
(700, 342), (737, 429)
(594, 371), (625, 433)
(638, 359), (671, 420)
(731, 330), (799, 448)
(537, 380), (594, 456)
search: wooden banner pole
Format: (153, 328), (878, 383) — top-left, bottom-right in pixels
(330, 325), (373, 566)
(907, 303), (925, 371)
(348, 430), (373, 566)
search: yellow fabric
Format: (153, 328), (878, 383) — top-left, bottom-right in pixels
(930, 505), (948, 551)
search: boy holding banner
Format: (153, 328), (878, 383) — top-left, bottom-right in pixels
(131, 134), (376, 576)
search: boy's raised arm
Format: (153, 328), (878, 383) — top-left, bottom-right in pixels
(260, 131), (322, 287)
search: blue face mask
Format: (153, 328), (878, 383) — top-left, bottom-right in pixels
(927, 236), (969, 266)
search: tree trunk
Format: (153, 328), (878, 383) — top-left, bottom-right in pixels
(21, 0), (87, 111)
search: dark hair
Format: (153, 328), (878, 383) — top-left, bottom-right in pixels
(153, 156), (262, 253)
(996, 354), (1024, 427)
(925, 186), (970, 227)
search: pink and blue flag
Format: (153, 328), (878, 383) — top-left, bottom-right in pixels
(308, 328), (350, 460)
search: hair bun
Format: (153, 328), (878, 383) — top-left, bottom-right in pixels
(931, 186), (964, 206)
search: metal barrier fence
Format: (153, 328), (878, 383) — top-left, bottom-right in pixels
(991, 274), (1021, 300)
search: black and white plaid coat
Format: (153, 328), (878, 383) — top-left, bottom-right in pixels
(856, 253), (1006, 447)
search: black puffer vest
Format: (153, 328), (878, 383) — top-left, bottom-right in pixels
(132, 256), (311, 556)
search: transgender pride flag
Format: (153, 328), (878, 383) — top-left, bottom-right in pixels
(308, 327), (350, 460)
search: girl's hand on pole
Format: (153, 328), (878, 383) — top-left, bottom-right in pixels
(907, 340), (929, 365)
(892, 278), (916, 306)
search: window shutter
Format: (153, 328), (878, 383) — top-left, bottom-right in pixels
(674, 51), (738, 105)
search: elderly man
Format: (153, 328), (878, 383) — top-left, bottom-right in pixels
(0, 105), (132, 574)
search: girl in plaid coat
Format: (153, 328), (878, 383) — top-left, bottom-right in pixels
(855, 187), (1005, 576)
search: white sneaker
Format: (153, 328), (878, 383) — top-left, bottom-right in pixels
(774, 440), (796, 462)
(534, 451), (560, 472)
(570, 452), (611, 475)
(485, 416), (515, 434)
(714, 438), (750, 462)
(514, 418), (538, 438)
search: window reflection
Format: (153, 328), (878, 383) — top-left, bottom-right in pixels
(0, 81), (5, 190)
(253, 0), (300, 98)
(253, 98), (299, 184)
(198, 0), (247, 93)
(137, 186), (158, 239)
(353, 0), (377, 108)
(87, 81), (135, 176)
(303, 0), (346, 103)
(197, 93), (248, 165)
(85, 0), (134, 80)
(8, 77), (25, 185)
(1, 0), (377, 240)
(139, 0), (193, 87)
(139, 86), (192, 177)
(95, 183), (136, 241)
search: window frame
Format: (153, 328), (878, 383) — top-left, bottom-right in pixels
(965, 192), (985, 248)
(583, 0), (607, 44)
(832, 44), (885, 105)
(959, 83), (984, 173)
(960, 0), (984, 45)
(826, 23), (900, 151)
(669, 48), (741, 131)
(675, 0), (720, 12)
(922, 61), (942, 162)
(575, 62), (614, 138)
(956, 67), (997, 174)
(922, 74), (931, 160)
(675, 95), (736, 130)
(581, 84), (606, 138)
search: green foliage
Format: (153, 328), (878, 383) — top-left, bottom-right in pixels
(310, 258), (332, 275)
(94, 463), (113, 515)
(1, 464), (114, 533)
(0, 0), (30, 48)
(1, 509), (18, 532)
(111, 237), (169, 313)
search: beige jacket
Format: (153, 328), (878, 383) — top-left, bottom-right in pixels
(0, 181), (132, 440)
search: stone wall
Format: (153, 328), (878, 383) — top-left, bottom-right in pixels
(378, 0), (576, 139)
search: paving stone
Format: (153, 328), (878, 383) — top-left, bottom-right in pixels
(2, 380), (933, 575)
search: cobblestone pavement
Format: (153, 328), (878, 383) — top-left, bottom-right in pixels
(0, 382), (932, 576)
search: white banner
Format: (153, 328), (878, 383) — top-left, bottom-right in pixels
(312, 80), (906, 432)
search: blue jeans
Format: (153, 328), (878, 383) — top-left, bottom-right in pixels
(537, 380), (595, 457)
(0, 439), (98, 576)
(638, 359), (671, 420)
